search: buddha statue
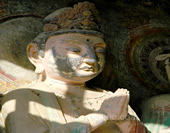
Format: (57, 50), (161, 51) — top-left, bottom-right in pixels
(1, 2), (148, 133)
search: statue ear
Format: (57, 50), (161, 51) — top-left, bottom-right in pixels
(27, 43), (43, 67)
(27, 43), (45, 80)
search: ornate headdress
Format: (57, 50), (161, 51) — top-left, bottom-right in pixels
(32, 1), (103, 56)
(44, 1), (101, 33)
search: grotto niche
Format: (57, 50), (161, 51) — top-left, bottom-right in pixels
(0, 0), (170, 133)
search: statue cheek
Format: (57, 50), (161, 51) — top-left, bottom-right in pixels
(98, 55), (105, 70)
(48, 54), (82, 75)
(67, 57), (82, 71)
(55, 57), (74, 73)
(48, 47), (74, 74)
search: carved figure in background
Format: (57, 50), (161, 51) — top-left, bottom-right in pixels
(155, 54), (170, 82)
(1, 2), (147, 133)
(141, 94), (170, 133)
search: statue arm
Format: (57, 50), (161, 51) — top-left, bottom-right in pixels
(1, 89), (50, 133)
(65, 113), (109, 132)
(113, 106), (149, 133)
(1, 89), (110, 133)
(50, 113), (109, 133)
(3, 88), (146, 133)
(114, 114), (149, 133)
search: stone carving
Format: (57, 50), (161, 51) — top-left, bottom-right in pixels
(141, 94), (170, 133)
(156, 53), (170, 82)
(0, 2), (147, 133)
(126, 32), (170, 92)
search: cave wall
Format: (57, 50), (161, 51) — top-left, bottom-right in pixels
(0, 0), (170, 115)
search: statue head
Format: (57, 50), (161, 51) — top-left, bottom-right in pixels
(27, 1), (106, 84)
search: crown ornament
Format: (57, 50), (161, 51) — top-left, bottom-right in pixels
(43, 1), (101, 33)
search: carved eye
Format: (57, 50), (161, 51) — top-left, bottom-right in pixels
(66, 47), (80, 53)
(95, 47), (105, 54)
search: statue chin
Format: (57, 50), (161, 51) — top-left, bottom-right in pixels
(45, 71), (101, 84)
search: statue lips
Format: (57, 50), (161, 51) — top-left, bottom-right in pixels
(79, 66), (94, 71)
(79, 64), (98, 73)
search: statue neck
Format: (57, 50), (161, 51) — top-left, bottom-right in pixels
(43, 78), (87, 97)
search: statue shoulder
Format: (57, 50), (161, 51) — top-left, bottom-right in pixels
(1, 82), (47, 105)
(0, 82), (53, 133)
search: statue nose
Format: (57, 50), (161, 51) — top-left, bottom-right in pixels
(83, 58), (97, 65)
(83, 47), (97, 65)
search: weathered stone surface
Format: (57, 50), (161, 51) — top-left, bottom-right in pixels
(141, 94), (170, 133)
(0, 0), (170, 117)
(0, 17), (43, 81)
(0, 0), (74, 23)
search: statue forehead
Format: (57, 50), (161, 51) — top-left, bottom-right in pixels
(32, 30), (104, 57)
(46, 33), (105, 43)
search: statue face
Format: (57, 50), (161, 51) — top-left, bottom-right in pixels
(42, 33), (106, 83)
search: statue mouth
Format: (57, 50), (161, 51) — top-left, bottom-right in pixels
(79, 66), (94, 71)
(79, 65), (98, 73)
